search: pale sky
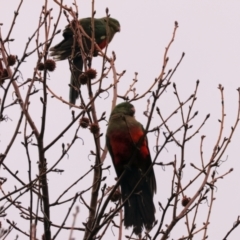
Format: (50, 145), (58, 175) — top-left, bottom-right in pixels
(1, 1), (240, 239)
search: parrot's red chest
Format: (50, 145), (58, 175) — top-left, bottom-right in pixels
(98, 39), (107, 49)
(109, 127), (149, 167)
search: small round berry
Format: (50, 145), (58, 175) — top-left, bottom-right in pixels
(79, 73), (88, 85)
(89, 123), (99, 134)
(182, 196), (191, 207)
(111, 189), (121, 202)
(7, 55), (16, 66)
(79, 117), (90, 128)
(86, 68), (97, 80)
(37, 62), (45, 71)
(44, 59), (56, 72)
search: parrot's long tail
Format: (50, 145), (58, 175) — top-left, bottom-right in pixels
(69, 56), (83, 105)
(50, 38), (83, 105)
(121, 169), (155, 235)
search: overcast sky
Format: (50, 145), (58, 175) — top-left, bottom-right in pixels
(1, 1), (240, 239)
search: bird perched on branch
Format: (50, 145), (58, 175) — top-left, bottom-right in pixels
(50, 17), (120, 104)
(106, 102), (156, 235)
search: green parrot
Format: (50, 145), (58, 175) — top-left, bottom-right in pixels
(106, 102), (156, 235)
(50, 17), (120, 104)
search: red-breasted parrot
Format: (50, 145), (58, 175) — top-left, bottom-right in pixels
(50, 17), (120, 104)
(106, 102), (156, 235)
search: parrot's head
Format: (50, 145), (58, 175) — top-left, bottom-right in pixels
(104, 17), (121, 33)
(111, 102), (135, 117)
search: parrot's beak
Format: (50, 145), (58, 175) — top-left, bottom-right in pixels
(118, 26), (121, 32)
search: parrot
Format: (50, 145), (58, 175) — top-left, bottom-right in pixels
(106, 102), (156, 235)
(50, 17), (120, 104)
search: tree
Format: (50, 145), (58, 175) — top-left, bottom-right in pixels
(0, 1), (240, 240)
